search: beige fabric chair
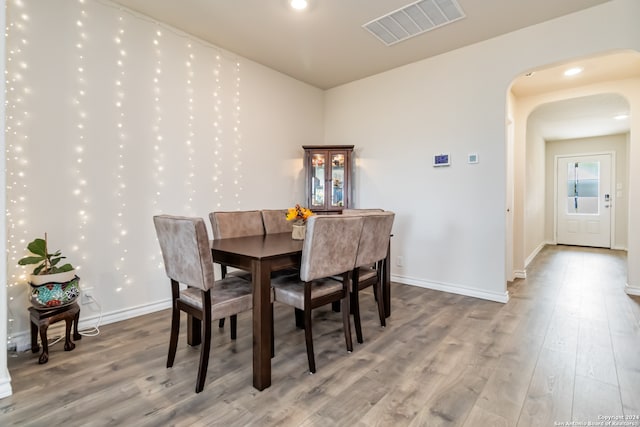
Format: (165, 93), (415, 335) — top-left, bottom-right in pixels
(341, 208), (384, 215)
(271, 215), (364, 373)
(351, 211), (395, 343)
(261, 209), (293, 234)
(209, 210), (265, 239)
(153, 215), (253, 393)
(209, 210), (263, 327)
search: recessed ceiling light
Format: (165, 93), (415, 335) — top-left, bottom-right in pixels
(290, 0), (308, 10)
(613, 114), (629, 120)
(564, 67), (583, 77)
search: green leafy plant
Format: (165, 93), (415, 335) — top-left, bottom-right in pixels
(18, 233), (73, 275)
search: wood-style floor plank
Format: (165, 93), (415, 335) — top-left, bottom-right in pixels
(2, 245), (639, 426)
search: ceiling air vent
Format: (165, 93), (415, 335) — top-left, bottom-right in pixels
(363, 0), (465, 46)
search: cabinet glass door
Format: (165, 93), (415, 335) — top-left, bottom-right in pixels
(310, 153), (325, 208)
(330, 153), (345, 207)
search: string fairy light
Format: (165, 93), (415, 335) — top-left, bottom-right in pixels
(70, 0), (90, 271)
(151, 25), (166, 271)
(212, 53), (224, 208)
(232, 61), (243, 206)
(4, 0), (32, 345)
(184, 41), (196, 213)
(151, 25), (165, 212)
(113, 11), (132, 289)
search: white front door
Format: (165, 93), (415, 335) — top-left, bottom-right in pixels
(556, 154), (612, 248)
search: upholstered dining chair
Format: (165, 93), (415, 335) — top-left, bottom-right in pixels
(209, 210), (265, 239)
(341, 208), (384, 215)
(261, 209), (293, 234)
(209, 210), (264, 327)
(153, 215), (254, 393)
(350, 211), (395, 343)
(271, 215), (364, 373)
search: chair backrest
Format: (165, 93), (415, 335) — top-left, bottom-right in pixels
(355, 212), (395, 268)
(300, 215), (364, 282)
(342, 208), (384, 216)
(153, 215), (215, 291)
(209, 210), (265, 239)
(261, 209), (293, 234)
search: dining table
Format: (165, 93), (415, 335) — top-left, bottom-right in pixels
(196, 231), (391, 391)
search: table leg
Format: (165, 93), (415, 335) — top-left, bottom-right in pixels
(294, 308), (305, 329)
(252, 259), (272, 391)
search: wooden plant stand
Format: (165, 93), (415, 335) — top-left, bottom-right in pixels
(29, 302), (81, 364)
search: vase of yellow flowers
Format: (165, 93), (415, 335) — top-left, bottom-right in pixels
(286, 204), (314, 240)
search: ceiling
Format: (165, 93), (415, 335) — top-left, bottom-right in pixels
(111, 0), (611, 90)
(512, 51), (640, 140)
(111, 0), (638, 140)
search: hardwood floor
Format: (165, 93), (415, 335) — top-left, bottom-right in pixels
(2, 245), (639, 426)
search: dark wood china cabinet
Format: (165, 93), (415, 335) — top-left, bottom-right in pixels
(303, 145), (354, 214)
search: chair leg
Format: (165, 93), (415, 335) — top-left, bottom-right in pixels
(342, 294), (353, 353)
(375, 266), (386, 328)
(352, 286), (363, 344)
(230, 315), (237, 340)
(195, 293), (212, 393)
(304, 306), (315, 373)
(167, 304), (180, 368)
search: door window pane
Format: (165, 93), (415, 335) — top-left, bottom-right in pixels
(566, 161), (599, 214)
(311, 154), (325, 207)
(331, 153), (345, 207)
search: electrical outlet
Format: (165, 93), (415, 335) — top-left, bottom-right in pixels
(81, 287), (94, 305)
(396, 256), (404, 267)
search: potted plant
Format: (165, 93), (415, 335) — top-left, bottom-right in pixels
(18, 233), (80, 309)
(286, 204), (314, 240)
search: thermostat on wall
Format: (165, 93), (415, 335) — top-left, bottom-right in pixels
(433, 153), (450, 167)
(468, 153), (479, 164)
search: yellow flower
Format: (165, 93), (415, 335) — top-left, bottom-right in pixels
(286, 204), (314, 223)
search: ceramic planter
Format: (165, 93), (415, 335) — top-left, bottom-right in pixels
(29, 270), (80, 309)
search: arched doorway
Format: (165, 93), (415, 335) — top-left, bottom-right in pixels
(507, 50), (640, 283)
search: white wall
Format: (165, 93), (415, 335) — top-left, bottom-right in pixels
(324, 0), (640, 302)
(545, 133), (629, 249)
(524, 119), (547, 263)
(3, 0), (323, 350)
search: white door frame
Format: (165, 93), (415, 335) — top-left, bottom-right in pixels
(553, 151), (616, 248)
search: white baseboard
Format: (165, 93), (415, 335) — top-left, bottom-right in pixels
(0, 373), (12, 399)
(625, 284), (640, 296)
(514, 270), (527, 279)
(12, 298), (172, 353)
(391, 274), (509, 303)
(525, 242), (547, 268)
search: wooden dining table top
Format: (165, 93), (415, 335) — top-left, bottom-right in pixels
(210, 232), (303, 260)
